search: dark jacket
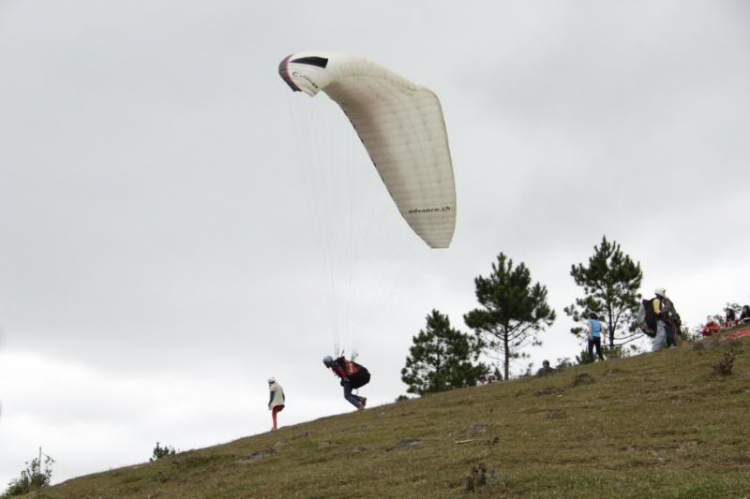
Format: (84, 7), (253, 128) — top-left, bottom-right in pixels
(655, 296), (681, 328)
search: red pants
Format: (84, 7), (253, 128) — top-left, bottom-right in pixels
(272, 405), (284, 429)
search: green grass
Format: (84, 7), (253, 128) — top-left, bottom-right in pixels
(34, 336), (750, 498)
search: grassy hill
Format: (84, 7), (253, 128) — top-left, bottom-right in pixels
(34, 334), (750, 498)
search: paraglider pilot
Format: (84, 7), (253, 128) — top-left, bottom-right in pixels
(323, 355), (369, 410)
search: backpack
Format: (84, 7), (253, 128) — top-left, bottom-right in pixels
(637, 298), (658, 337)
(347, 361), (371, 389)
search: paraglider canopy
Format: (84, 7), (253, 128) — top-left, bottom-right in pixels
(279, 51), (457, 249)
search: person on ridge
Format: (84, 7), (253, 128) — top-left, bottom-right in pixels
(586, 313), (606, 362)
(652, 287), (680, 351)
(725, 308), (737, 328)
(323, 355), (370, 410)
(536, 360), (555, 377)
(701, 315), (721, 337)
(268, 377), (285, 431)
(740, 305), (750, 325)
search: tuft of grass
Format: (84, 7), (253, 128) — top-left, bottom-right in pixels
(713, 348), (737, 377)
(713, 351), (736, 376)
(692, 340), (706, 354)
(571, 372), (595, 386)
(463, 463), (498, 493)
(545, 409), (567, 420)
(712, 339), (744, 376)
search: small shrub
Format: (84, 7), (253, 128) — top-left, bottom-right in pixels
(726, 338), (743, 354)
(150, 442), (177, 462)
(554, 357), (574, 370)
(464, 463), (497, 493)
(1, 451), (54, 498)
(575, 349), (594, 365)
(713, 350), (736, 376)
(678, 325), (701, 343)
(572, 373), (595, 386)
(602, 344), (625, 359)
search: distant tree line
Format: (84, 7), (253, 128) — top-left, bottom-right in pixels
(401, 236), (645, 395)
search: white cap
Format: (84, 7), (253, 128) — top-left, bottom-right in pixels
(268, 377), (276, 384)
(654, 287), (666, 297)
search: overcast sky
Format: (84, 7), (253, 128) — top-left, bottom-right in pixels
(1, 0), (748, 487)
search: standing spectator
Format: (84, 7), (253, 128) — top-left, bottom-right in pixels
(725, 308), (737, 328)
(586, 313), (605, 362)
(740, 305), (750, 325)
(268, 377), (285, 431)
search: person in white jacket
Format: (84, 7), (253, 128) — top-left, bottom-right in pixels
(268, 377), (285, 431)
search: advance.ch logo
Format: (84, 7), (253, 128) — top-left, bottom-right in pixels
(408, 206), (452, 214)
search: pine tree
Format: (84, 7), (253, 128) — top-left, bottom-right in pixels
(563, 236), (643, 347)
(401, 310), (488, 396)
(464, 253), (555, 381)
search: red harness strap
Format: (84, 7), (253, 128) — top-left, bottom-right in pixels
(333, 359), (359, 378)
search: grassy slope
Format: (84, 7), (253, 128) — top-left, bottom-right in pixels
(37, 335), (750, 498)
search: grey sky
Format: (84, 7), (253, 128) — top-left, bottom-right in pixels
(1, 0), (749, 486)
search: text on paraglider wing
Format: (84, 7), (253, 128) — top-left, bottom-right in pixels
(408, 206), (452, 214)
(291, 72), (319, 90)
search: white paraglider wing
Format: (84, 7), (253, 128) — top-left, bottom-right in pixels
(279, 52), (456, 249)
